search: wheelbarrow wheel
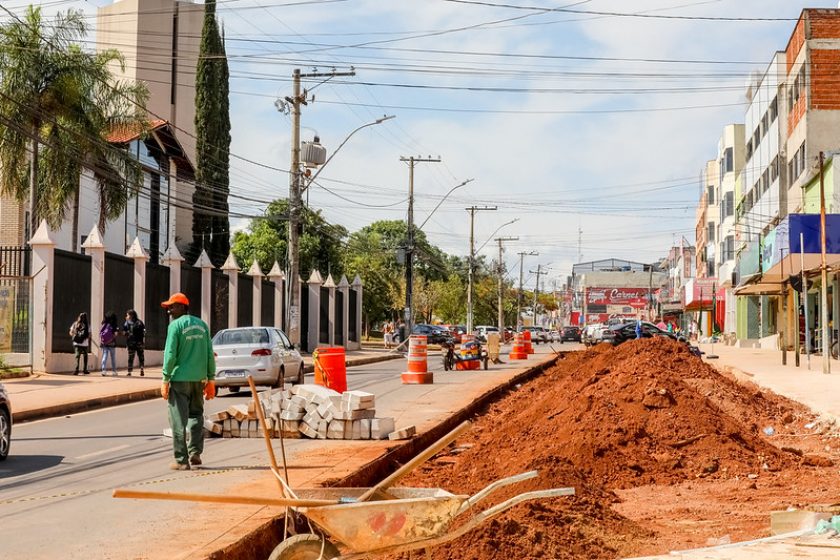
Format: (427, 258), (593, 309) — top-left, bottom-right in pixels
(268, 533), (340, 560)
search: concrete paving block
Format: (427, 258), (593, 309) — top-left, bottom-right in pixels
(317, 420), (328, 439)
(303, 410), (321, 426)
(295, 384), (341, 403)
(230, 421), (241, 438)
(388, 425), (417, 440)
(371, 417), (395, 440)
(305, 403), (319, 415)
(299, 421), (318, 438)
(327, 420), (346, 439)
(281, 420), (300, 432)
(227, 404), (250, 422)
(289, 395), (308, 410)
(351, 420), (361, 440)
(207, 410), (229, 422)
(280, 410), (305, 421)
(360, 419), (371, 440)
(321, 409), (335, 423)
(204, 419), (222, 436)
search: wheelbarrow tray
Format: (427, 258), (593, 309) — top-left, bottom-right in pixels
(295, 487), (467, 552)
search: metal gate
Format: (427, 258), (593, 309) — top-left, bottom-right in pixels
(0, 246), (32, 363)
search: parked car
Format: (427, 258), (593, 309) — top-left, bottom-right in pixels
(548, 330), (560, 342)
(0, 383), (11, 461)
(212, 327), (305, 394)
(561, 326), (582, 342)
(412, 324), (453, 345)
(601, 321), (682, 346)
(474, 325), (500, 342)
(520, 326), (548, 343)
(582, 323), (608, 346)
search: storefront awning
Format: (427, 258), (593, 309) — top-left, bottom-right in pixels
(684, 277), (717, 311)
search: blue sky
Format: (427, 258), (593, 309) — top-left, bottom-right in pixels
(5, 0), (836, 289)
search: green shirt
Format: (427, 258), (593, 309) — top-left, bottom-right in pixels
(162, 314), (215, 383)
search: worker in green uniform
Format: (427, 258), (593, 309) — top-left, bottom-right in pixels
(160, 292), (216, 470)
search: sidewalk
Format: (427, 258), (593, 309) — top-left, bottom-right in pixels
(696, 342), (840, 421)
(4, 348), (403, 423)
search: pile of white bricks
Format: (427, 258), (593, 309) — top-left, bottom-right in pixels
(203, 384), (401, 440)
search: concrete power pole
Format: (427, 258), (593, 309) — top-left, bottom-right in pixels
(516, 251), (538, 331)
(401, 156), (440, 338)
(495, 236), (518, 333)
(466, 206), (497, 332)
(286, 67), (354, 345)
(530, 265), (549, 326)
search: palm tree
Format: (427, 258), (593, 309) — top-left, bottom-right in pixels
(0, 6), (148, 249)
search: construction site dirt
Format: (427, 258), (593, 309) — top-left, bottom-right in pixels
(386, 339), (840, 560)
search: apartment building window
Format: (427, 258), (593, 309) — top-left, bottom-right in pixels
(746, 139), (753, 161)
(707, 221), (715, 243)
(746, 190), (754, 210)
(761, 113), (769, 139)
(706, 185), (715, 205)
(719, 235), (735, 263)
(789, 141), (807, 181)
(769, 96), (778, 122)
(719, 147), (733, 184)
(753, 128), (760, 150)
(788, 65), (806, 111)
(770, 155), (779, 182)
(761, 169), (770, 195)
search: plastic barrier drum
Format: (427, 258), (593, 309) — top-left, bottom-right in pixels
(456, 336), (481, 370)
(522, 330), (535, 355)
(509, 333), (528, 360)
(402, 335), (434, 384)
(313, 346), (347, 393)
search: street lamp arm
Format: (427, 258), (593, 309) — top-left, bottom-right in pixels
(477, 218), (519, 253)
(301, 115), (395, 194)
(418, 178), (474, 230)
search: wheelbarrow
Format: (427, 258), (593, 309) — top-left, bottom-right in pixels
(113, 379), (575, 559)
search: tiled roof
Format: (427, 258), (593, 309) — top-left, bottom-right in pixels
(106, 118), (167, 143)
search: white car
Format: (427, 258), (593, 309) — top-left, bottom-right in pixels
(212, 327), (305, 394)
(474, 325), (500, 342)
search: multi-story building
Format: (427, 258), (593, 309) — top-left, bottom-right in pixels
(696, 160), (719, 280)
(97, 0), (203, 253)
(715, 124), (745, 335)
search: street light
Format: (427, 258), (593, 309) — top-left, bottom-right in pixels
(418, 179), (473, 231)
(301, 115), (395, 195)
(476, 218), (519, 254)
(286, 114), (395, 346)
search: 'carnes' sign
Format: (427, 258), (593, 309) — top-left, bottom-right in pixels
(586, 287), (649, 307)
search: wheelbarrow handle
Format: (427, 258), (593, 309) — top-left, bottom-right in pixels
(455, 470), (538, 516)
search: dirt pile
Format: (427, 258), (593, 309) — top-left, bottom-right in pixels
(391, 339), (822, 560)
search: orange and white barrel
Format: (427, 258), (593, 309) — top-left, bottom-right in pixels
(509, 333), (528, 360)
(402, 335), (434, 384)
(522, 330), (535, 354)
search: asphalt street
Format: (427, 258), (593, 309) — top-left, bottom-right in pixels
(0, 356), (437, 559)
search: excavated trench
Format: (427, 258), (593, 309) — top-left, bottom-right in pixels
(215, 340), (840, 559)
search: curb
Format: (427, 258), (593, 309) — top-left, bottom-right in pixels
(208, 353), (561, 560)
(13, 354), (405, 424)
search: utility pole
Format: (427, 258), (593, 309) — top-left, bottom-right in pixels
(466, 205), (497, 333)
(819, 151), (831, 374)
(530, 265), (550, 326)
(401, 156), (440, 338)
(495, 236), (518, 333)
(516, 251), (538, 331)
(285, 67), (355, 345)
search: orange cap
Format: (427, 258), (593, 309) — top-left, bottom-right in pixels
(161, 292), (190, 308)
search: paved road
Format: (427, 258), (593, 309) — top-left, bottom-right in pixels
(0, 356), (436, 559)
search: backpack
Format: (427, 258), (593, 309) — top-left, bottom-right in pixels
(71, 323), (88, 344)
(100, 322), (116, 346)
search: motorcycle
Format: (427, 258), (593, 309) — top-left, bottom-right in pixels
(442, 339), (489, 371)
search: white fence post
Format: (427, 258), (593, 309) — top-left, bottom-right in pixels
(248, 261), (263, 326)
(222, 253), (239, 329)
(126, 237), (148, 316)
(29, 221), (55, 373)
(324, 274), (336, 346)
(82, 226), (106, 364)
(350, 275), (363, 350)
(338, 275), (350, 349)
(268, 262), (285, 330)
(307, 270), (323, 353)
(162, 244), (184, 296)
(195, 250), (214, 326)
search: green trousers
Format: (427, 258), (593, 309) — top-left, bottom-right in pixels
(167, 381), (205, 464)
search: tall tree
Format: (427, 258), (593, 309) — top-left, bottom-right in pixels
(193, 0), (231, 266)
(0, 7), (148, 248)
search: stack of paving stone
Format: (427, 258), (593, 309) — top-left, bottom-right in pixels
(204, 384), (400, 440)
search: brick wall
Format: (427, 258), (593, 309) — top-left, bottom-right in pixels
(809, 48), (840, 110)
(0, 195), (24, 247)
(805, 9), (840, 40)
(788, 89), (807, 135)
(787, 15), (806, 72)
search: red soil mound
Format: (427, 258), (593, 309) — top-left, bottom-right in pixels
(390, 339), (815, 560)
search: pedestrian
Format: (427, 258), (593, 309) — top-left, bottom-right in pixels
(123, 309), (146, 377)
(99, 311), (118, 376)
(383, 322), (393, 349)
(69, 312), (91, 375)
(160, 292), (216, 471)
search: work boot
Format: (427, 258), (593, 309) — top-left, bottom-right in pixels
(140, 368), (145, 377)
(189, 454), (202, 466)
(127, 371), (132, 376)
(73, 370), (79, 376)
(170, 462), (190, 471)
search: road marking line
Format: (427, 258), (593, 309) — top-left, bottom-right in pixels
(75, 444), (131, 460)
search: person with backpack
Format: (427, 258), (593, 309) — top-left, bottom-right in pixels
(99, 312), (118, 376)
(123, 309), (146, 376)
(69, 312), (91, 375)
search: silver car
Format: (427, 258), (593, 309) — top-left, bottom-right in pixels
(212, 327), (305, 394)
(0, 383), (11, 461)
